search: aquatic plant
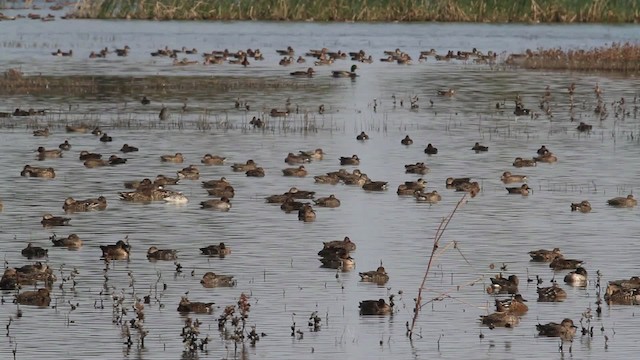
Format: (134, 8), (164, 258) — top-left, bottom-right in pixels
(71, 0), (640, 23)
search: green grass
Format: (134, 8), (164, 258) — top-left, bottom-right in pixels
(70, 0), (640, 22)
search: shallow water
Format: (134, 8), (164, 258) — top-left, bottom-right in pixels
(0, 14), (640, 360)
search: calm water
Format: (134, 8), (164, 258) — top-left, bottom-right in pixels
(0, 13), (640, 360)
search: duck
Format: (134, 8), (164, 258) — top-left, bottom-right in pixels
(15, 288), (51, 307)
(318, 236), (356, 257)
(231, 159), (257, 172)
(177, 296), (214, 314)
(200, 197), (232, 211)
(284, 187), (315, 199)
(356, 131), (369, 141)
(33, 128), (50, 137)
(313, 194), (341, 208)
(282, 165), (307, 177)
(401, 135), (413, 145)
(290, 67), (315, 77)
(99, 133), (112, 142)
(84, 158), (109, 168)
(276, 46), (294, 56)
(79, 151), (102, 160)
(480, 311), (520, 328)
(362, 180), (388, 191)
(120, 144), (139, 153)
(487, 274), (519, 295)
(147, 246), (178, 261)
(319, 248), (354, 269)
(206, 185), (235, 198)
(119, 187), (171, 202)
(604, 277), (640, 305)
(124, 178), (153, 190)
(58, 140), (71, 151)
(536, 319), (577, 340)
(528, 247), (562, 262)
(141, 96), (150, 105)
(200, 242), (231, 257)
(564, 267), (588, 286)
(506, 184), (531, 195)
(280, 198), (306, 213)
(314, 174), (340, 185)
(62, 196), (108, 212)
(359, 298), (393, 315)
(41, 214), (71, 227)
(534, 152), (558, 163)
(576, 122), (593, 132)
(177, 165), (200, 180)
(550, 257), (584, 270)
(500, 171), (527, 184)
(36, 147), (62, 159)
(495, 294), (528, 315)
(536, 145), (549, 156)
(66, 124), (89, 133)
(246, 167), (265, 177)
(607, 194), (637, 208)
(299, 149), (324, 161)
(163, 192), (189, 204)
(201, 177), (230, 189)
(414, 190), (442, 203)
(298, 204), (316, 222)
(20, 165), (56, 178)
(161, 152), (184, 163)
(332, 64), (358, 78)
(201, 154), (226, 165)
(424, 143), (438, 154)
(21, 243), (48, 259)
(91, 127), (103, 136)
(108, 155), (127, 165)
(284, 152), (309, 164)
(270, 109), (288, 117)
(537, 283), (567, 302)
(200, 272), (236, 288)
(570, 200), (592, 213)
(359, 266), (389, 284)
(154, 174), (180, 186)
(445, 177), (470, 188)
(513, 157), (536, 167)
(455, 181), (480, 197)
(100, 239), (131, 260)
(405, 162), (429, 175)
(471, 142), (489, 152)
(339, 154), (360, 165)
(50, 233), (83, 248)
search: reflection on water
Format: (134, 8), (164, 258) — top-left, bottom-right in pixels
(0, 19), (639, 360)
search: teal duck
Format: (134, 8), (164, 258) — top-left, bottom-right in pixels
(319, 249), (354, 270)
(534, 152), (558, 163)
(62, 196), (107, 212)
(200, 197), (231, 211)
(100, 239), (130, 260)
(200, 242), (231, 257)
(607, 194), (637, 208)
(280, 198), (306, 213)
(480, 311), (520, 328)
(66, 124), (89, 133)
(405, 162), (429, 175)
(84, 158), (109, 168)
(564, 267), (587, 286)
(15, 288), (51, 307)
(550, 257), (583, 270)
(313, 194), (340, 208)
(246, 167), (265, 177)
(207, 185), (235, 198)
(495, 294), (528, 315)
(161, 152), (184, 163)
(285, 152), (310, 164)
(536, 319), (577, 339)
(299, 148), (324, 160)
(605, 277), (640, 305)
(298, 204), (316, 222)
(201, 154), (226, 165)
(487, 274), (519, 294)
(506, 184), (531, 195)
(314, 174), (340, 184)
(270, 108), (289, 117)
(177, 165), (200, 180)
(339, 155), (360, 165)
(359, 298), (393, 315)
(21, 165), (56, 178)
(528, 248), (562, 262)
(79, 151), (102, 160)
(414, 190), (441, 203)
(290, 67), (314, 77)
(21, 243), (48, 259)
(570, 200), (591, 213)
(471, 142), (488, 152)
(50, 233), (83, 248)
(537, 283), (567, 302)
(437, 89), (456, 97)
(177, 296), (214, 314)
(501, 171), (527, 184)
(36, 146), (62, 159)
(41, 214), (70, 227)
(359, 266), (389, 284)
(201, 177), (230, 189)
(513, 157), (536, 167)
(318, 236), (356, 257)
(200, 272), (236, 288)
(163, 191), (189, 204)
(99, 133), (112, 142)
(446, 177), (470, 187)
(455, 181), (480, 197)
(120, 144), (139, 153)
(154, 174), (180, 186)
(58, 140), (72, 151)
(362, 180), (388, 191)
(33, 128), (50, 137)
(282, 165), (308, 177)
(147, 246), (178, 261)
(231, 159), (257, 172)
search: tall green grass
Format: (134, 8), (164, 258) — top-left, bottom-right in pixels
(71, 0), (640, 22)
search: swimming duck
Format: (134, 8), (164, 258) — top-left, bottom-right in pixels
(41, 214), (70, 227)
(536, 319), (577, 339)
(147, 246), (178, 261)
(99, 133), (112, 142)
(119, 187), (171, 202)
(58, 140), (71, 151)
(362, 180), (388, 191)
(455, 181), (480, 197)
(66, 124), (89, 133)
(534, 152), (558, 163)
(414, 190), (442, 203)
(446, 177), (470, 188)
(282, 165), (308, 177)
(332, 64), (358, 78)
(318, 236), (356, 257)
(424, 143), (438, 155)
(37, 146), (62, 159)
(120, 144), (139, 153)
(537, 283), (567, 302)
(246, 167), (265, 177)
(480, 311), (520, 328)
(299, 148), (324, 160)
(356, 131), (369, 141)
(21, 243), (48, 259)
(487, 274), (519, 295)
(100, 239), (130, 260)
(50, 233), (83, 248)
(200, 197), (232, 211)
(290, 67), (315, 77)
(84, 158), (109, 168)
(123, 178), (152, 190)
(280, 198), (306, 213)
(231, 159), (257, 172)
(313, 194), (341, 208)
(79, 151), (102, 161)
(285, 187), (315, 199)
(536, 145), (549, 156)
(284, 152), (310, 164)
(401, 135), (413, 145)
(270, 109), (289, 117)
(206, 185), (235, 198)
(471, 142), (489, 152)
(91, 127), (103, 136)
(62, 196), (107, 212)
(513, 157), (536, 167)
(201, 177), (230, 189)
(298, 204), (316, 222)
(177, 165), (200, 180)
(161, 152), (184, 163)
(33, 128), (50, 137)
(437, 89), (456, 97)
(550, 257), (584, 270)
(576, 122), (593, 132)
(404, 162), (429, 175)
(314, 174), (340, 185)
(500, 171), (527, 184)
(108, 155), (127, 165)
(201, 154), (226, 165)
(15, 288), (51, 307)
(359, 298), (393, 315)
(21, 165), (56, 178)
(200, 242), (231, 257)
(607, 194), (637, 208)
(570, 200), (591, 213)
(495, 294), (528, 315)
(528, 247), (562, 262)
(604, 277), (640, 305)
(359, 266), (389, 285)
(319, 248), (354, 270)
(177, 296), (214, 314)
(154, 174), (180, 186)
(163, 192), (189, 204)
(200, 272), (236, 288)
(506, 184), (531, 195)
(564, 267), (588, 286)
(339, 155), (360, 165)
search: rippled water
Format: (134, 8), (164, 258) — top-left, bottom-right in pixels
(0, 13), (640, 360)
